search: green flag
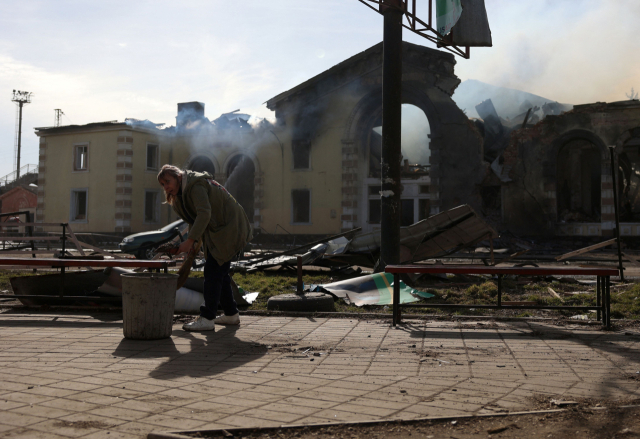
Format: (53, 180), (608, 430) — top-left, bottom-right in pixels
(436, 0), (463, 36)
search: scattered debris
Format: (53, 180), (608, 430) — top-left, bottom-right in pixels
(306, 273), (433, 306)
(550, 400), (579, 407)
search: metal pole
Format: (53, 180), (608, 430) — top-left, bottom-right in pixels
(609, 147), (625, 282)
(393, 272), (401, 325)
(60, 224), (66, 297)
(296, 256), (303, 295)
(17, 102), (23, 180)
(380, 0), (403, 271)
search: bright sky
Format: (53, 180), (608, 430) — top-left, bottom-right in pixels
(1, 0), (639, 179)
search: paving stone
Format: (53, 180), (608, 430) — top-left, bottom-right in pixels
(0, 313), (637, 437)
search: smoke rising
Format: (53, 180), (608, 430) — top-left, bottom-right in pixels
(453, 0), (640, 106)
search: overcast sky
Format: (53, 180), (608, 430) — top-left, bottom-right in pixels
(1, 0), (638, 179)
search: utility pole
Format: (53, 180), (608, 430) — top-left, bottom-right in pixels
(54, 109), (64, 127)
(379, 0), (403, 271)
(11, 90), (32, 180)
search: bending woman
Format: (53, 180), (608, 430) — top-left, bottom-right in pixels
(157, 164), (252, 331)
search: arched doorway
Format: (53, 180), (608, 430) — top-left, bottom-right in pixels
(189, 155), (216, 175)
(557, 139), (602, 222)
(225, 154), (255, 222)
(619, 130), (640, 221)
(367, 104), (432, 227)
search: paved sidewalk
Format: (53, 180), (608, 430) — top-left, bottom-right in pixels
(0, 313), (638, 438)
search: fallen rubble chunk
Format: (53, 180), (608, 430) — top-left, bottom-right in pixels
(550, 400), (579, 407)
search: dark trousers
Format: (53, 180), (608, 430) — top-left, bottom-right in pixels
(200, 251), (239, 320)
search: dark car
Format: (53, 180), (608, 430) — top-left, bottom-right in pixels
(118, 220), (188, 259)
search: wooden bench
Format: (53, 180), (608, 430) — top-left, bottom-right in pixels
(385, 265), (620, 328)
(0, 258), (176, 304)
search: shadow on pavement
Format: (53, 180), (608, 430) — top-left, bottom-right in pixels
(397, 319), (640, 367)
(112, 325), (269, 380)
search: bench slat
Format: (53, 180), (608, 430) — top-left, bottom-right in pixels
(384, 264), (619, 276)
(0, 258), (175, 268)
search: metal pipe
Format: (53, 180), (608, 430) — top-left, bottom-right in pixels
(380, 1), (403, 271)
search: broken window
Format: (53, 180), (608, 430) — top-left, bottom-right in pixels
(226, 155), (255, 222)
(419, 199), (431, 220)
(70, 189), (88, 221)
(557, 139), (601, 222)
(401, 199), (415, 226)
(619, 136), (640, 221)
(369, 199), (381, 224)
(144, 190), (158, 223)
(292, 189), (310, 224)
(74, 145), (88, 171)
(368, 105), (431, 179)
(480, 186), (501, 220)
(292, 140), (311, 169)
(146, 144), (159, 170)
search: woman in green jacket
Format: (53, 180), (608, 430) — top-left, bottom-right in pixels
(157, 164), (252, 331)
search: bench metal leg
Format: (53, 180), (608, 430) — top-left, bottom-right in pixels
(392, 273), (401, 326)
(596, 276), (601, 322)
(497, 275), (503, 307)
(59, 266), (65, 298)
(606, 276), (611, 329)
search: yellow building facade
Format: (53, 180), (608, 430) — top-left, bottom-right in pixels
(35, 42), (477, 238)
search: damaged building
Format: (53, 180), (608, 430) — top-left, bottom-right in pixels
(32, 39), (640, 241)
(33, 41), (484, 238)
(494, 100), (640, 237)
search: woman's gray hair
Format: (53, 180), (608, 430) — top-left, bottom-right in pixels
(157, 164), (182, 205)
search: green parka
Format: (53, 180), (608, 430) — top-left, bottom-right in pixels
(172, 170), (252, 265)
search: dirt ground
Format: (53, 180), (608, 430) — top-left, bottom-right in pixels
(184, 401), (640, 439)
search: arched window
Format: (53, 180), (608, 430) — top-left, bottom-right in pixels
(619, 131), (640, 221)
(557, 139), (601, 222)
(368, 104), (432, 226)
(189, 155), (216, 176)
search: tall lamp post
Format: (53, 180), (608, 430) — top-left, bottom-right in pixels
(11, 90), (33, 180)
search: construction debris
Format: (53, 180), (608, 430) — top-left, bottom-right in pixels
(239, 205), (497, 271)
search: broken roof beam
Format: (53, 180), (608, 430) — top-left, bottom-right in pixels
(555, 238), (617, 261)
(248, 227), (362, 266)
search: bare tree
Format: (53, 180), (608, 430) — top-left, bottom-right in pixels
(626, 88), (639, 100)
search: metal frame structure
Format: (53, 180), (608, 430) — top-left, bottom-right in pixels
(386, 265), (619, 328)
(357, 0), (470, 58)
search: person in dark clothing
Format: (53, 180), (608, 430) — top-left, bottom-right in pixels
(157, 164), (252, 331)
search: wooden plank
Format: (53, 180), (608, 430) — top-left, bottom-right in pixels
(494, 250), (529, 265)
(547, 287), (564, 302)
(622, 252), (640, 268)
(75, 240), (126, 259)
(555, 238), (617, 261)
(65, 225), (86, 256)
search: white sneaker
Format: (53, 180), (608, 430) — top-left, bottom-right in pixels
(214, 313), (240, 325)
(182, 316), (215, 331)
